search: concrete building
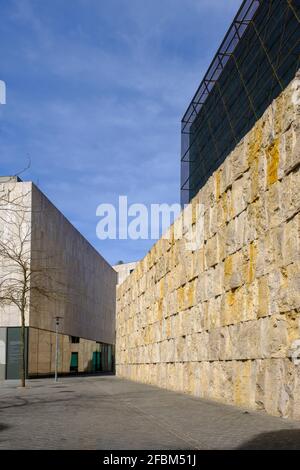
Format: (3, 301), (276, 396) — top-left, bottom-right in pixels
(0, 177), (117, 379)
(114, 262), (138, 285)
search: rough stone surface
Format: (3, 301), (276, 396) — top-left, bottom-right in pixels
(116, 72), (300, 420)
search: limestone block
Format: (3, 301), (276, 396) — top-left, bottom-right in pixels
(218, 190), (232, 225)
(204, 266), (217, 300)
(288, 122), (300, 174)
(192, 362), (202, 397)
(197, 361), (210, 399)
(231, 173), (249, 219)
(225, 212), (246, 257)
(258, 226), (284, 276)
(281, 76), (300, 134)
(170, 291), (178, 317)
(196, 272), (206, 303)
(174, 336), (183, 362)
(231, 139), (250, 183)
(244, 203), (257, 244)
(178, 260), (189, 288)
(263, 314), (289, 358)
(282, 213), (300, 267)
(190, 305), (203, 334)
(203, 207), (210, 242)
(220, 155), (232, 194)
(286, 310), (300, 347)
(155, 256), (167, 283)
(214, 169), (222, 201)
(216, 196), (226, 231)
(278, 263), (300, 312)
(225, 219), (237, 258)
(166, 338), (175, 363)
(181, 308), (193, 337)
(195, 331), (209, 361)
(273, 93), (285, 138)
(232, 360), (256, 408)
(207, 295), (222, 329)
(255, 195), (269, 238)
(256, 275), (271, 318)
(186, 279), (196, 309)
(201, 174), (216, 210)
(256, 358), (295, 418)
(185, 335), (194, 363)
(224, 251), (245, 291)
(241, 320), (262, 359)
(292, 366), (300, 420)
(221, 286), (245, 326)
(212, 263), (224, 299)
(204, 234), (219, 269)
(265, 138), (280, 187)
(183, 362), (194, 395)
(267, 269), (282, 316)
(208, 204), (219, 239)
(187, 334), (197, 362)
(208, 328), (222, 361)
(218, 361), (234, 404)
(190, 251), (199, 280)
(266, 181), (285, 230)
(282, 170), (300, 222)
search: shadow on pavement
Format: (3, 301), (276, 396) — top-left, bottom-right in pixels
(0, 424), (10, 433)
(29, 371), (115, 381)
(237, 429), (300, 450)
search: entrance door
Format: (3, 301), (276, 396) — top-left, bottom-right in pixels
(92, 351), (101, 372)
(70, 352), (78, 373)
(107, 345), (112, 372)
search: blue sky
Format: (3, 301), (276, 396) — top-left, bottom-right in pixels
(0, 0), (241, 265)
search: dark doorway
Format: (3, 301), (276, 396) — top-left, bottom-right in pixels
(92, 351), (101, 372)
(70, 352), (78, 373)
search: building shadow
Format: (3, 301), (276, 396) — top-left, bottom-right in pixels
(28, 371), (115, 381)
(237, 429), (300, 450)
(0, 423), (10, 433)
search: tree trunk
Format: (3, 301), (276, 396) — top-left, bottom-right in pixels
(20, 309), (26, 387)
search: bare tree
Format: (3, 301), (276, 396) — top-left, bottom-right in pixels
(0, 178), (66, 387)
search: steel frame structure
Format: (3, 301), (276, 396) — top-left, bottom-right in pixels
(181, 0), (300, 205)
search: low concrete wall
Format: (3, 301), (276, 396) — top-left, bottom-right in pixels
(116, 72), (300, 419)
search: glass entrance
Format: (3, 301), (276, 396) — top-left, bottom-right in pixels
(70, 352), (78, 373)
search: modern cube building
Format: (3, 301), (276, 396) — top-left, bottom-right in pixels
(0, 177), (117, 379)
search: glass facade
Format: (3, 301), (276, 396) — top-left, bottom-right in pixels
(181, 0), (300, 204)
(0, 327), (114, 379)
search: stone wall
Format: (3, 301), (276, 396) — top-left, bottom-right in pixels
(116, 72), (300, 419)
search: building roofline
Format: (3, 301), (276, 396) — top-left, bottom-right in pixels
(181, 0), (261, 129)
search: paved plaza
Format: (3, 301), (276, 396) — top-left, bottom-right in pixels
(0, 375), (299, 450)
